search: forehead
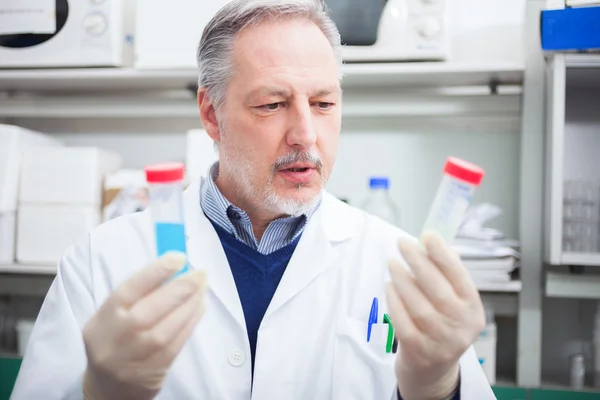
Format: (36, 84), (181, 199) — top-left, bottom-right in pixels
(231, 17), (340, 91)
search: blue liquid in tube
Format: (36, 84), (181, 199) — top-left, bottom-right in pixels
(155, 222), (189, 276)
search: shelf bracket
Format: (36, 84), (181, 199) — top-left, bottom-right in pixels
(489, 79), (500, 95)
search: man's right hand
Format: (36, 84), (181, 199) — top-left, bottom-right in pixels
(82, 252), (207, 400)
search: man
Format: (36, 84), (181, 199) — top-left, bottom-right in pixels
(12, 0), (495, 399)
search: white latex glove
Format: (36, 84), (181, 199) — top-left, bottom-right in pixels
(386, 231), (485, 400)
(82, 252), (207, 400)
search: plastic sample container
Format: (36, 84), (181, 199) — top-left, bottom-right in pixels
(421, 157), (485, 243)
(144, 162), (189, 276)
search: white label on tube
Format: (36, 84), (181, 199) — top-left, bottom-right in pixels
(422, 177), (474, 243)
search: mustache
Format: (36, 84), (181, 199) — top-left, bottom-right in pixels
(271, 150), (323, 172)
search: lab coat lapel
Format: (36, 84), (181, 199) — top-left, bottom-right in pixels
(183, 179), (246, 331)
(264, 193), (356, 319)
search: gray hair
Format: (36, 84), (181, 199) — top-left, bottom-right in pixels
(197, 0), (343, 111)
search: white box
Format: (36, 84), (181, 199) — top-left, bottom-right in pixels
(19, 147), (122, 206)
(17, 204), (101, 265)
(473, 322), (497, 384)
(0, 211), (15, 265)
(0, 124), (62, 212)
(16, 319), (35, 356)
(186, 129), (219, 184)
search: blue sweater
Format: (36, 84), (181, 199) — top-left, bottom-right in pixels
(211, 221), (301, 373)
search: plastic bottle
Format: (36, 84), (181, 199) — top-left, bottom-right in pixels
(361, 177), (401, 226)
(144, 162), (189, 276)
(421, 157), (485, 243)
(570, 354), (586, 390)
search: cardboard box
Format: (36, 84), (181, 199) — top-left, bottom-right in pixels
(102, 169), (149, 222)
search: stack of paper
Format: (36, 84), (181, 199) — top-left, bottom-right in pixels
(452, 203), (520, 288)
(453, 241), (520, 284)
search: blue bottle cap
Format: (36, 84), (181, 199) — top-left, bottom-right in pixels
(369, 177), (389, 189)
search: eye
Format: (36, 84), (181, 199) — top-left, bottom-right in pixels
(316, 102), (334, 110)
(259, 102), (285, 111)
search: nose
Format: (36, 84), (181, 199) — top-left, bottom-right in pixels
(286, 102), (317, 149)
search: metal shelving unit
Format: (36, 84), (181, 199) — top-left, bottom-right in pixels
(533, 0), (600, 392)
(546, 272), (600, 300)
(0, 264), (56, 275)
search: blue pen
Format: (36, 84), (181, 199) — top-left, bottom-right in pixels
(367, 297), (378, 342)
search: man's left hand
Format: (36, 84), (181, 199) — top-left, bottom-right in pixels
(386, 231), (486, 400)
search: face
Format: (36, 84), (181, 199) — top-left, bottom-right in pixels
(201, 17), (342, 217)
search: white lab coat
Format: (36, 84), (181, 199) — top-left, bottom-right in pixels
(11, 178), (495, 400)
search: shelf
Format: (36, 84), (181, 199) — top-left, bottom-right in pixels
(561, 252), (600, 266)
(0, 90), (520, 119)
(476, 280), (522, 293)
(565, 53), (600, 68)
(0, 62), (524, 93)
(546, 271), (600, 299)
(0, 264), (56, 275)
(560, 53), (600, 88)
(340, 62), (523, 88)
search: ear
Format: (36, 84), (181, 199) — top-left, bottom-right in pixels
(198, 88), (221, 142)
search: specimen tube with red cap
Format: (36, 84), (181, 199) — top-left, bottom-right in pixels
(144, 162), (189, 276)
(420, 157), (485, 243)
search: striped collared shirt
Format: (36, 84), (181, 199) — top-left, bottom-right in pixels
(200, 162), (320, 255)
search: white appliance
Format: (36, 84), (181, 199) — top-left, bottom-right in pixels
(0, 0), (136, 68)
(327, 0), (448, 62)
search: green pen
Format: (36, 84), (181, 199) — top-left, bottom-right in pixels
(383, 314), (394, 354)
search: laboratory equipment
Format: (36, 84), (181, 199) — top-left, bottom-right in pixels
(325, 0), (448, 62)
(562, 181), (600, 253)
(570, 353), (586, 389)
(361, 177), (401, 227)
(144, 162), (189, 276)
(421, 157), (485, 243)
(0, 0), (135, 68)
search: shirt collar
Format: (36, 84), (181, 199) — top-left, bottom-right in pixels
(200, 161), (320, 233)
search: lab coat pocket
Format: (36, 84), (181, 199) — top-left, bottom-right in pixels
(332, 317), (398, 400)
